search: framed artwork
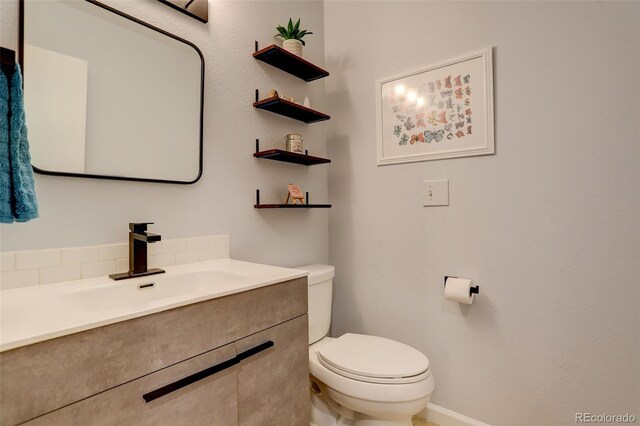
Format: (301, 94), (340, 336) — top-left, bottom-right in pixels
(376, 47), (494, 165)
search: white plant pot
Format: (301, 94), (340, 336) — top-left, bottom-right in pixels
(282, 39), (303, 57)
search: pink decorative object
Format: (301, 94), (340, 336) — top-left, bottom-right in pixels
(286, 183), (305, 204)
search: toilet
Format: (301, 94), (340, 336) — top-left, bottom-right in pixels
(297, 264), (435, 426)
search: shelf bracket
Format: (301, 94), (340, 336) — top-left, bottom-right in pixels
(255, 89), (259, 103)
(306, 192), (309, 205)
(255, 139), (260, 153)
(255, 41), (258, 53)
(256, 189), (260, 205)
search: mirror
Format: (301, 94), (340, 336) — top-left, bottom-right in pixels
(20, 0), (204, 184)
(157, 0), (209, 24)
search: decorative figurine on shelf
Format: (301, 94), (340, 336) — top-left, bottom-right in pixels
(268, 89), (279, 98)
(285, 183), (305, 205)
(303, 96), (311, 108)
(284, 133), (303, 153)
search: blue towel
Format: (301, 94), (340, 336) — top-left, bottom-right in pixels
(0, 63), (38, 223)
(0, 67), (11, 222)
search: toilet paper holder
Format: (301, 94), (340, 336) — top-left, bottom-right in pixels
(444, 276), (480, 296)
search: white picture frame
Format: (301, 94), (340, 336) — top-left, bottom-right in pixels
(376, 47), (494, 165)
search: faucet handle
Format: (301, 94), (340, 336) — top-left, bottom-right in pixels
(129, 222), (154, 233)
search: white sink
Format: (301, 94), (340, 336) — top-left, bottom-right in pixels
(67, 269), (250, 312)
(0, 259), (308, 352)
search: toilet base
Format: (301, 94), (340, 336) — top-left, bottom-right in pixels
(327, 387), (429, 423)
(310, 378), (426, 426)
(311, 393), (414, 426)
(355, 414), (412, 426)
(311, 390), (354, 426)
(311, 393), (415, 426)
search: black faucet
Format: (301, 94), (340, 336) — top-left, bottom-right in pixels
(109, 222), (166, 280)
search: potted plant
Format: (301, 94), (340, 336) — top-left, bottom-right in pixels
(275, 18), (313, 57)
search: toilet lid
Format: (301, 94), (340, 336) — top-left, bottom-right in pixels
(316, 334), (430, 384)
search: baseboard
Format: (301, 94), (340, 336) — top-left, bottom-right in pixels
(418, 403), (491, 426)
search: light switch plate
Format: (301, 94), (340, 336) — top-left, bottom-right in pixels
(422, 180), (449, 206)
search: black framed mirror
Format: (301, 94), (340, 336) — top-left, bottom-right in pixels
(157, 0), (208, 24)
(20, 0), (204, 184)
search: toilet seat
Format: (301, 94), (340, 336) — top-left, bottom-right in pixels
(310, 337), (434, 405)
(316, 333), (430, 384)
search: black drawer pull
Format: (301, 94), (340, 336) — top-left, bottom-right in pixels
(142, 341), (274, 403)
(237, 340), (274, 362)
(143, 356), (238, 402)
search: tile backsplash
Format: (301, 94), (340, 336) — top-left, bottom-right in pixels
(0, 235), (229, 290)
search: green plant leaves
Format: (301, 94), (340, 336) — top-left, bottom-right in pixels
(275, 26), (288, 39)
(275, 18), (313, 43)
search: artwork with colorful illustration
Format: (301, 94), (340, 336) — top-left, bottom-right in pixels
(390, 73), (472, 147)
(376, 47), (494, 165)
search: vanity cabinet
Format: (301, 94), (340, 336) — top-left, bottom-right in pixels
(0, 278), (309, 426)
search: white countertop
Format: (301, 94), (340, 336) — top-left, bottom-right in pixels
(0, 258), (308, 352)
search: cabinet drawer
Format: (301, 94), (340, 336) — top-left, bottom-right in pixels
(0, 277), (307, 425)
(24, 343), (238, 426)
(237, 314), (309, 426)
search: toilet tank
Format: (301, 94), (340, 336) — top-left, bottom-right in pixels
(295, 264), (335, 344)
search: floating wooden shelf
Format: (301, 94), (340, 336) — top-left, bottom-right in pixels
(253, 93), (330, 124)
(253, 43), (329, 82)
(254, 204), (332, 209)
(254, 149), (330, 166)
(252, 40), (333, 209)
(254, 189), (331, 209)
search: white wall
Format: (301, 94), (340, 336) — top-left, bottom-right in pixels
(1, 0), (329, 270)
(325, 1), (639, 425)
